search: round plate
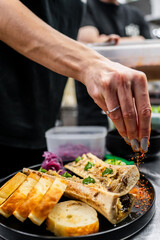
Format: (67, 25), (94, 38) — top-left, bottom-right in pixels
(0, 166), (156, 240)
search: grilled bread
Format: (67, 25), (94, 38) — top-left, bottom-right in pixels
(23, 168), (136, 224)
(0, 173), (39, 218)
(0, 172), (27, 205)
(65, 153), (140, 195)
(28, 178), (67, 226)
(46, 200), (99, 237)
(13, 174), (53, 222)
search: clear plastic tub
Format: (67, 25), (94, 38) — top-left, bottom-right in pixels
(92, 40), (160, 66)
(92, 40), (160, 80)
(45, 126), (107, 161)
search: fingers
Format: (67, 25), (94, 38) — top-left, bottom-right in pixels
(102, 82), (127, 140)
(132, 72), (151, 153)
(108, 34), (120, 45)
(92, 88), (132, 147)
(117, 76), (140, 152)
(101, 70), (151, 153)
(90, 89), (108, 114)
(84, 59), (151, 154)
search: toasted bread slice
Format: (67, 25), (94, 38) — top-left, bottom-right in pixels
(0, 172), (27, 205)
(65, 153), (140, 195)
(28, 178), (67, 226)
(13, 174), (53, 222)
(46, 200), (99, 237)
(23, 168), (135, 224)
(0, 173), (39, 218)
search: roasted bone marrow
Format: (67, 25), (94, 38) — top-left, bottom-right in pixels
(65, 153), (140, 195)
(23, 168), (136, 225)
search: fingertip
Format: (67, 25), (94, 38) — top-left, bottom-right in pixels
(131, 139), (140, 152)
(123, 136), (130, 145)
(140, 137), (149, 153)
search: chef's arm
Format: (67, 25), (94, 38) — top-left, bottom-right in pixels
(0, 0), (97, 82)
(0, 0), (151, 153)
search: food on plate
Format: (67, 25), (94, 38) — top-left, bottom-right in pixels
(41, 152), (66, 174)
(28, 178), (67, 226)
(46, 200), (99, 237)
(24, 168), (136, 224)
(0, 173), (40, 218)
(104, 154), (134, 165)
(13, 174), (53, 222)
(0, 152), (140, 237)
(65, 153), (139, 195)
(0, 172), (27, 205)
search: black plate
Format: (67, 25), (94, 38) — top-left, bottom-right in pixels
(0, 165), (156, 240)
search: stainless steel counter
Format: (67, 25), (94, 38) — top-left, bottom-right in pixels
(129, 155), (160, 240)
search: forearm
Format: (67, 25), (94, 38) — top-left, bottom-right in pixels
(0, 0), (151, 152)
(0, 0), (102, 83)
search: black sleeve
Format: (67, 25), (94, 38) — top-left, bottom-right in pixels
(135, 9), (152, 39)
(80, 2), (98, 28)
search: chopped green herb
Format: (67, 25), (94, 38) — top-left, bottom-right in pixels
(102, 168), (113, 177)
(84, 161), (95, 171)
(104, 154), (134, 165)
(38, 167), (47, 173)
(82, 176), (95, 184)
(62, 172), (72, 178)
(116, 160), (126, 165)
(75, 156), (82, 163)
(106, 159), (126, 165)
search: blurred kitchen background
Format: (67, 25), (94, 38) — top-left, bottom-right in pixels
(58, 0), (160, 129)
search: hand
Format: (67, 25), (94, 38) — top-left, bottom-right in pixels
(82, 57), (151, 153)
(119, 36), (145, 44)
(99, 34), (120, 45)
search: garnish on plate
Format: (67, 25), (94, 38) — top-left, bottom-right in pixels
(102, 168), (113, 177)
(41, 151), (66, 175)
(82, 176), (96, 184)
(84, 162), (95, 171)
(104, 154), (134, 165)
(75, 156), (82, 163)
(62, 172), (72, 178)
(38, 167), (47, 173)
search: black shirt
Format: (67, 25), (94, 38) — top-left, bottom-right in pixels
(81, 0), (151, 38)
(0, 0), (83, 149)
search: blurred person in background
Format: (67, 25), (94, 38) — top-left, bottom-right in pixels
(0, 0), (151, 177)
(78, 0), (151, 44)
(76, 0), (151, 128)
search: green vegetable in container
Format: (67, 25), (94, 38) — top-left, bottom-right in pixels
(84, 161), (95, 171)
(104, 154), (134, 165)
(82, 176), (95, 184)
(151, 105), (160, 113)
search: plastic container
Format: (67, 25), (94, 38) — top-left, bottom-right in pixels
(92, 40), (160, 67)
(45, 126), (107, 161)
(92, 40), (160, 80)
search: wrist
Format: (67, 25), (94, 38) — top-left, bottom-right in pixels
(78, 50), (112, 85)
